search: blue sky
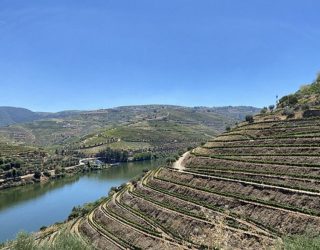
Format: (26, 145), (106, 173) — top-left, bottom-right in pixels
(0, 0), (320, 112)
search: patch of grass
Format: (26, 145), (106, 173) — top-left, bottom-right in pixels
(68, 197), (105, 220)
(280, 233), (320, 250)
(6, 230), (92, 250)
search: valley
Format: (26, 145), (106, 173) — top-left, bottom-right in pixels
(6, 77), (320, 249)
(0, 105), (257, 191)
(1, 1), (319, 249)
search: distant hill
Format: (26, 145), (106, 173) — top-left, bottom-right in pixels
(0, 107), (41, 127)
(0, 107), (86, 127)
(0, 105), (260, 147)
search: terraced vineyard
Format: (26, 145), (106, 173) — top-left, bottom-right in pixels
(0, 143), (46, 178)
(28, 107), (320, 249)
(13, 105), (320, 249)
(7, 77), (320, 249)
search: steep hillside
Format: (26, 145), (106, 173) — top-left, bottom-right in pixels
(25, 79), (320, 249)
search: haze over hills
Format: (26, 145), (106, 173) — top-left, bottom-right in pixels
(0, 107), (42, 127)
(0, 105), (259, 128)
(0, 107), (84, 127)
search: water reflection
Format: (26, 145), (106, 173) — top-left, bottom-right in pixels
(0, 160), (160, 242)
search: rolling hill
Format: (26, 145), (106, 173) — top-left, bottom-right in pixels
(0, 105), (259, 147)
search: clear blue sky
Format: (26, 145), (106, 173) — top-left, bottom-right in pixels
(0, 0), (320, 112)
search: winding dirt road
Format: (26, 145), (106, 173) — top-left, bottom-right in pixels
(172, 152), (189, 172)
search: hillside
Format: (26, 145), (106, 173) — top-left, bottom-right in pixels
(0, 105), (258, 190)
(0, 107), (42, 127)
(0, 105), (258, 147)
(0, 107), (87, 127)
(19, 78), (320, 249)
(72, 106), (258, 157)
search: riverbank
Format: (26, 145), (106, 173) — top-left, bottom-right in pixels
(0, 156), (164, 191)
(0, 158), (109, 191)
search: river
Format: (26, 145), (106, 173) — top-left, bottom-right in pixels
(0, 160), (160, 243)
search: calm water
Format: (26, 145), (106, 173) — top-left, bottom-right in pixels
(0, 160), (160, 243)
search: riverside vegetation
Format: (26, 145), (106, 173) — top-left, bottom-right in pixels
(2, 74), (320, 249)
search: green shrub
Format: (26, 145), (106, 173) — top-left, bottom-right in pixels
(260, 107), (268, 114)
(33, 170), (42, 179)
(43, 170), (51, 177)
(282, 107), (295, 118)
(133, 152), (152, 161)
(178, 150), (184, 156)
(54, 166), (63, 175)
(278, 94), (299, 107)
(281, 233), (320, 250)
(9, 231), (92, 250)
(12, 232), (34, 250)
(47, 232), (92, 250)
(68, 197), (105, 220)
(301, 104), (310, 111)
(166, 157), (176, 163)
(245, 115), (254, 123)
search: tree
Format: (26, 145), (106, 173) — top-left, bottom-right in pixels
(316, 72), (320, 83)
(43, 170), (51, 177)
(279, 95), (298, 107)
(225, 126), (231, 132)
(288, 95), (298, 106)
(268, 105), (275, 111)
(301, 104), (310, 111)
(260, 107), (267, 114)
(282, 107), (295, 118)
(12, 168), (17, 178)
(34, 170), (42, 179)
(4, 170), (13, 179)
(245, 115), (254, 123)
(166, 157), (176, 164)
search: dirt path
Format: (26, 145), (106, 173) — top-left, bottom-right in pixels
(172, 152), (189, 171)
